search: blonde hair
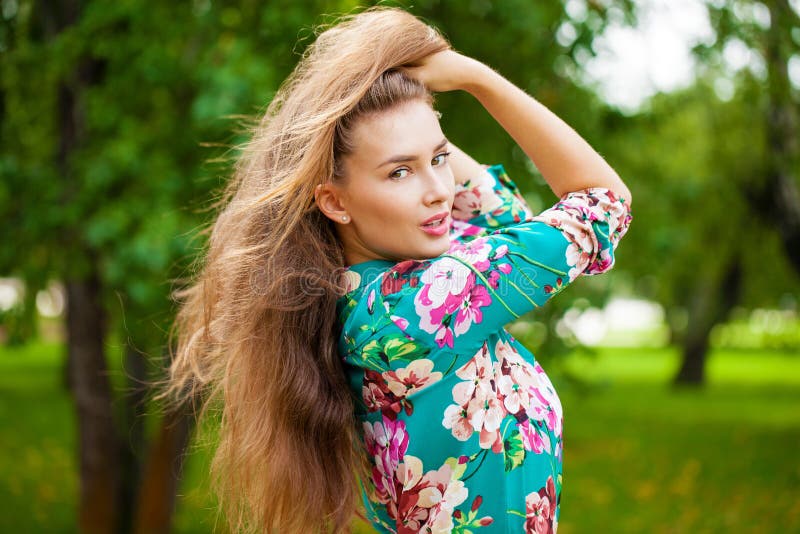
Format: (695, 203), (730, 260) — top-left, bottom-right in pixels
(158, 6), (451, 533)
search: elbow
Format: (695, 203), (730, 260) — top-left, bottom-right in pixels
(619, 184), (632, 208)
(610, 174), (632, 208)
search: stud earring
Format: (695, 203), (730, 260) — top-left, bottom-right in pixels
(341, 215), (349, 222)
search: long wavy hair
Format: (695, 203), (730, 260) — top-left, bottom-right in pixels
(158, 6), (451, 533)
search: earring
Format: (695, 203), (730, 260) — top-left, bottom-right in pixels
(341, 215), (349, 222)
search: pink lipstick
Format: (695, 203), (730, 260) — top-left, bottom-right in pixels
(420, 212), (450, 236)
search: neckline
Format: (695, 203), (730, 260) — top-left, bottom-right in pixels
(345, 258), (396, 274)
(340, 259), (396, 295)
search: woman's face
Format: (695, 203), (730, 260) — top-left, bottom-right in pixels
(318, 99), (455, 266)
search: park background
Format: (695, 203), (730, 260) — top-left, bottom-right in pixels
(1, 0), (799, 532)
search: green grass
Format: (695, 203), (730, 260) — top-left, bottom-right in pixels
(555, 347), (800, 533)
(0, 341), (77, 531)
(1, 343), (798, 532)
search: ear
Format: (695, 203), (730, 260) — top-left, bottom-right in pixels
(314, 183), (350, 224)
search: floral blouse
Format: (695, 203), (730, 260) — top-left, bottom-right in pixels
(336, 164), (633, 533)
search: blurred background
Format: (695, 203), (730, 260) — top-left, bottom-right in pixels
(1, 0), (798, 532)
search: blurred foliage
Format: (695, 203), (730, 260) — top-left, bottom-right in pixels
(1, 0), (799, 531)
(597, 0), (800, 347)
(0, 0), (641, 367)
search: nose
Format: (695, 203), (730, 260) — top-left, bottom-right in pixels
(422, 166), (452, 207)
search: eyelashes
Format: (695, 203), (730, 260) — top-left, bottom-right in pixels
(389, 151), (452, 180)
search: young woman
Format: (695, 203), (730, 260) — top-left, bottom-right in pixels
(163, 6), (632, 534)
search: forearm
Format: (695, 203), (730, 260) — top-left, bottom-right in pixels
(460, 61), (632, 203)
(446, 141), (486, 187)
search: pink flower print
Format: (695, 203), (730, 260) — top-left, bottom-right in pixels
(525, 364), (563, 440)
(487, 270), (500, 289)
(395, 456), (469, 534)
(525, 475), (557, 534)
(443, 344), (505, 447)
(491, 244), (509, 260)
(452, 187), (484, 219)
(585, 247), (613, 275)
(452, 168), (503, 220)
(442, 403), (473, 441)
(604, 187), (619, 203)
(518, 419), (551, 454)
(382, 260), (422, 296)
(449, 220), (484, 241)
(452, 344), (493, 405)
(425, 482), (470, 533)
(418, 297), (459, 349)
(531, 186), (635, 283)
(435, 325), (455, 349)
(363, 416), (409, 504)
(528, 390), (562, 440)
(468, 389), (505, 452)
(363, 370), (404, 417)
(449, 237), (493, 272)
(383, 359), (442, 399)
(453, 274), (491, 336)
(415, 258), (472, 348)
(496, 373), (530, 415)
(417, 258), (471, 307)
(532, 363), (563, 438)
(390, 314), (410, 331)
(495, 339), (538, 393)
(565, 242), (592, 282)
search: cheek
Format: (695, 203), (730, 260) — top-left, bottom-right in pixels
(356, 192), (414, 226)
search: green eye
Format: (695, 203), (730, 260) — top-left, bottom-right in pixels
(433, 151), (452, 165)
(390, 168), (409, 180)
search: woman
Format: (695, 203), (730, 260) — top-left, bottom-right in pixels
(162, 6), (633, 534)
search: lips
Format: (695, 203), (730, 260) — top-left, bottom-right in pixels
(420, 211), (450, 237)
(421, 211), (450, 227)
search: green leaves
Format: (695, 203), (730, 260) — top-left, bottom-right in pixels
(503, 428), (525, 472)
(362, 334), (430, 369)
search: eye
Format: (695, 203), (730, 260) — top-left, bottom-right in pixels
(389, 167), (410, 180)
(432, 151), (452, 166)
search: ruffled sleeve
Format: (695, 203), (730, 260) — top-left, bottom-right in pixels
(529, 187), (633, 282)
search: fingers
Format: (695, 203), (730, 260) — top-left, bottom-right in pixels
(396, 65), (426, 85)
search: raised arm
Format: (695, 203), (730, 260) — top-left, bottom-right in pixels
(400, 51), (633, 205)
(446, 140), (486, 187)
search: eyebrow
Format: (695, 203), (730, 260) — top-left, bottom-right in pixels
(375, 138), (449, 169)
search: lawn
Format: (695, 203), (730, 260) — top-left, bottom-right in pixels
(1, 342), (798, 533)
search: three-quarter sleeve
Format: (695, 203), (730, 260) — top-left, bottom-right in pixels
(528, 187), (633, 282)
(374, 167), (633, 353)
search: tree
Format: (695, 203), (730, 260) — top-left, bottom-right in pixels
(0, 0), (643, 530)
(597, 0), (800, 385)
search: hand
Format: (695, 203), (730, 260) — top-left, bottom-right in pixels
(398, 50), (488, 93)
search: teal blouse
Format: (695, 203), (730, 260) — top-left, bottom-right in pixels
(336, 164), (633, 533)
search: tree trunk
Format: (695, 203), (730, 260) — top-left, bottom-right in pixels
(43, 0), (121, 529)
(762, 0), (800, 273)
(673, 251), (743, 386)
(134, 407), (194, 534)
(66, 274), (121, 534)
(118, 341), (150, 534)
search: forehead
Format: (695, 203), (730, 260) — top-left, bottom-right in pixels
(348, 100), (444, 163)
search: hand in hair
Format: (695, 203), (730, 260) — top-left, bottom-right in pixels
(404, 48), (633, 203)
(398, 49), (489, 93)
